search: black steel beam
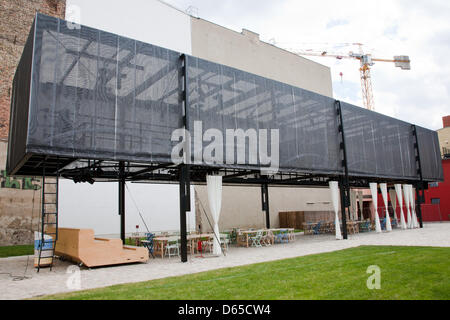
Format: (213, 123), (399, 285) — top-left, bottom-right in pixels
(261, 183), (270, 228)
(339, 178), (348, 239)
(412, 125), (424, 228)
(336, 100), (349, 239)
(415, 185), (424, 228)
(119, 161), (126, 243)
(178, 54), (190, 263)
(179, 165), (189, 263)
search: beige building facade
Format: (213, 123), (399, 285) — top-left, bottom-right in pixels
(190, 18), (333, 97)
(437, 124), (450, 158)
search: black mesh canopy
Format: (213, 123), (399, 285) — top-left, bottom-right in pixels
(7, 13), (443, 183)
(186, 56), (341, 175)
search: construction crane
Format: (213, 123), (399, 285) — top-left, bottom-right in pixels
(289, 44), (411, 111)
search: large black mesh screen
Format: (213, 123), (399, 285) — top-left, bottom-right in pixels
(186, 55), (342, 175)
(6, 20), (35, 174)
(6, 13), (444, 182)
(340, 102), (417, 179)
(26, 14), (182, 163)
(416, 126), (443, 180)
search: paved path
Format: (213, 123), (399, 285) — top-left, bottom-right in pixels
(1, 223), (449, 300)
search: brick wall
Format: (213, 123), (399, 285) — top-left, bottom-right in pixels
(0, 0), (66, 139)
(443, 116), (450, 129)
(0, 0), (65, 245)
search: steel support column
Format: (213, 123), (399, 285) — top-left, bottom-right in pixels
(178, 53), (190, 263)
(118, 161), (126, 243)
(412, 125), (424, 228)
(339, 178), (348, 239)
(415, 184), (424, 228)
(261, 183), (270, 229)
(336, 101), (350, 239)
(179, 165), (190, 263)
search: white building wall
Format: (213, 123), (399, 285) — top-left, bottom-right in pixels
(66, 0), (192, 54)
(59, 180), (196, 236)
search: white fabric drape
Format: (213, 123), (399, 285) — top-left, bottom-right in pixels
(403, 184), (412, 229)
(395, 184), (407, 229)
(379, 183), (392, 232)
(350, 190), (357, 221)
(369, 183), (382, 233)
(389, 189), (398, 224)
(329, 181), (342, 240)
(409, 185), (419, 228)
(358, 191), (364, 221)
(207, 175), (223, 255)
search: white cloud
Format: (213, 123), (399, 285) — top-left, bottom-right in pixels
(163, 0), (450, 129)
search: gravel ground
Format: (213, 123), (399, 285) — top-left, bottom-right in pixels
(1, 222), (449, 300)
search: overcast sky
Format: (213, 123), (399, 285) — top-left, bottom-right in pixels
(163, 0), (450, 130)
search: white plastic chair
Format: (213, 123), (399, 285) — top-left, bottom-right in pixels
(250, 231), (263, 247)
(220, 234), (230, 252)
(262, 230), (273, 246)
(165, 238), (180, 258)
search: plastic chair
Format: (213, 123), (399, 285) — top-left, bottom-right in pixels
(230, 229), (238, 245)
(165, 238), (180, 258)
(380, 218), (386, 230)
(262, 230), (273, 246)
(142, 233), (155, 258)
(391, 218), (398, 229)
(275, 229), (289, 244)
(201, 236), (214, 254)
(360, 221), (371, 232)
(220, 234), (230, 252)
(313, 221), (322, 235)
(250, 231), (263, 247)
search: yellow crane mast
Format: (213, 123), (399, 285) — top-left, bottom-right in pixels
(290, 44), (411, 111)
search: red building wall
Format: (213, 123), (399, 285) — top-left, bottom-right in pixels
(371, 159), (448, 223)
(423, 159), (450, 222)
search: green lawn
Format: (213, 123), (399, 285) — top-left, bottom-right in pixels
(0, 244), (34, 258)
(39, 246), (449, 300)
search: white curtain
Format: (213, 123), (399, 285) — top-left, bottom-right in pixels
(207, 175), (223, 256)
(389, 188), (398, 224)
(369, 183), (382, 233)
(409, 185), (419, 228)
(403, 184), (412, 229)
(395, 184), (407, 229)
(329, 181), (342, 240)
(358, 191), (364, 221)
(379, 183), (392, 231)
(350, 190), (357, 221)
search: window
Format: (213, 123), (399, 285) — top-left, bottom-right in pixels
(431, 198), (440, 205)
(428, 182), (439, 188)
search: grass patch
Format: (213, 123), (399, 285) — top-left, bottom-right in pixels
(0, 244), (34, 258)
(38, 246), (450, 300)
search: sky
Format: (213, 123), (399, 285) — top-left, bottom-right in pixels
(163, 0), (450, 130)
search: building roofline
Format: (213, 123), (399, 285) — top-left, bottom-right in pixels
(191, 16), (331, 71)
(158, 1), (330, 71)
(156, 0), (190, 16)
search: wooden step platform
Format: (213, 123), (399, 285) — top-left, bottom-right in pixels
(48, 228), (149, 268)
